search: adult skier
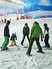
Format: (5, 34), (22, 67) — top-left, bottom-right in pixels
(1, 20), (10, 50)
(26, 21), (44, 56)
(21, 23), (30, 45)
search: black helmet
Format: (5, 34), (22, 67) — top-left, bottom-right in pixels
(25, 23), (28, 26)
(7, 20), (10, 25)
(44, 23), (47, 27)
(34, 21), (38, 24)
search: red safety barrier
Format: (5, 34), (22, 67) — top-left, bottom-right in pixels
(28, 16), (33, 19)
(0, 19), (1, 23)
(20, 16), (25, 19)
(4, 18), (7, 23)
(16, 17), (19, 20)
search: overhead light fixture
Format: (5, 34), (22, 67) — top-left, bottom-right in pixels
(11, 0), (24, 4)
(11, 0), (16, 2)
(17, 1), (24, 4)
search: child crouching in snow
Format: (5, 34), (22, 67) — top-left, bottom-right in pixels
(10, 32), (17, 46)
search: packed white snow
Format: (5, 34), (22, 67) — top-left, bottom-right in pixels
(0, 18), (52, 69)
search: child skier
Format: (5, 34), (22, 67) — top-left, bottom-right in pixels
(43, 23), (50, 48)
(10, 32), (17, 46)
(1, 20), (10, 50)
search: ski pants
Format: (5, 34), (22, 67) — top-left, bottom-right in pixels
(21, 35), (30, 44)
(2, 36), (9, 50)
(10, 40), (16, 46)
(27, 38), (42, 54)
(44, 35), (50, 47)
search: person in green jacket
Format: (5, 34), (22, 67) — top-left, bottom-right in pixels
(26, 21), (44, 56)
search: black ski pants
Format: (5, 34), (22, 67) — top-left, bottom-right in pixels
(44, 35), (50, 48)
(27, 38), (42, 54)
(21, 35), (30, 44)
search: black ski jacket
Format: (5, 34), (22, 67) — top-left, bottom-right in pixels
(4, 25), (10, 37)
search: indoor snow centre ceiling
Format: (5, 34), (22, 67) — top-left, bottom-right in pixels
(0, 0), (25, 9)
(0, 0), (52, 17)
(0, 0), (26, 15)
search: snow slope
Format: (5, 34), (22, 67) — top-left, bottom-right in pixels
(0, 18), (52, 69)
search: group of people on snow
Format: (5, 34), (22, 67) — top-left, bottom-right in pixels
(1, 20), (50, 56)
